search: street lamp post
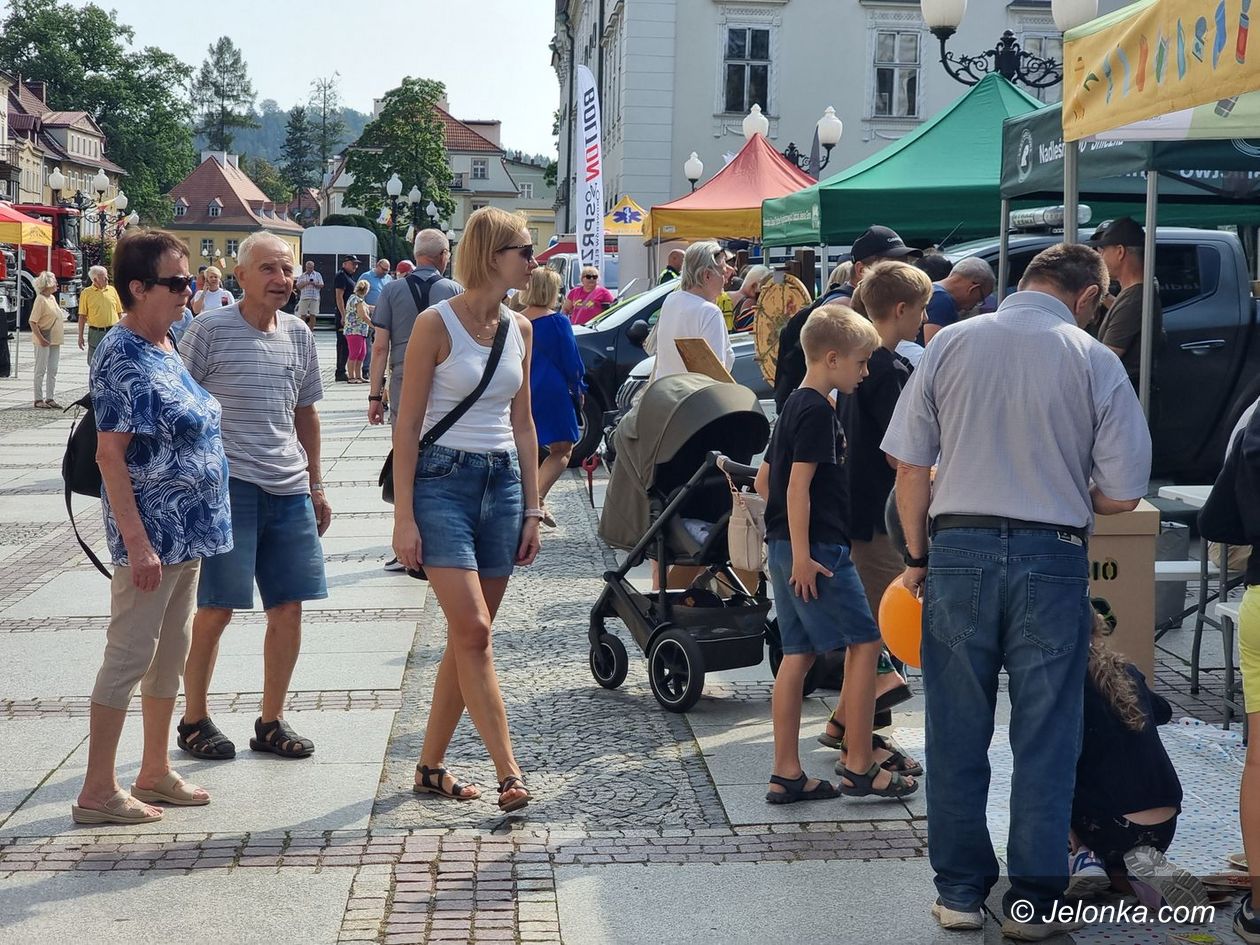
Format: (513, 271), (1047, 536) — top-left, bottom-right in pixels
(741, 104), (844, 174)
(683, 152), (704, 193)
(47, 167), (130, 273)
(920, 0), (1098, 87)
(385, 173), (403, 239)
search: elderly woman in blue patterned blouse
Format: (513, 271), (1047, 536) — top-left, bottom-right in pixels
(72, 230), (234, 827)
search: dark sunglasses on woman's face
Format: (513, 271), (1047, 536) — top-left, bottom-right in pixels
(496, 243), (535, 261)
(149, 275), (194, 293)
(582, 273), (597, 280)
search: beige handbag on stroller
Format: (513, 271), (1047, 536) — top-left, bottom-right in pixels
(725, 470), (767, 574)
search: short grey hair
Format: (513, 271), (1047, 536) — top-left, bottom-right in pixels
(413, 228), (449, 262)
(950, 256), (996, 294)
(88, 265), (108, 282)
(739, 264), (772, 294)
(34, 270), (58, 293)
(680, 240), (724, 292)
(236, 232), (293, 270)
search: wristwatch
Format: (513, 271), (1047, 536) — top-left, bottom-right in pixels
(368, 394), (383, 402)
(903, 550), (929, 568)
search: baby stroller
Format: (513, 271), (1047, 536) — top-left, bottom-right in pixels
(592, 374), (814, 712)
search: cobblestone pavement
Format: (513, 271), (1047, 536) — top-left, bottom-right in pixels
(0, 337), (1248, 945)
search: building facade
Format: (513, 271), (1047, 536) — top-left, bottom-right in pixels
(504, 154), (559, 251)
(166, 152), (303, 279)
(551, 0), (1122, 233)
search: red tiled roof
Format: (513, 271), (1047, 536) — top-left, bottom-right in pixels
(10, 83), (46, 118)
(435, 106), (502, 154)
(166, 155), (303, 233)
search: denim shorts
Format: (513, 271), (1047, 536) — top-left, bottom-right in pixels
(768, 540), (882, 655)
(413, 445), (523, 578)
(197, 478), (328, 611)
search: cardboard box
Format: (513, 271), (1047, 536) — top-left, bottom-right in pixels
(1090, 499), (1160, 677)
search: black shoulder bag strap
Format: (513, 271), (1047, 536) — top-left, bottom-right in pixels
(419, 310), (510, 452)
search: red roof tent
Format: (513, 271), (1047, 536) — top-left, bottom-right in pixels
(536, 239), (618, 263)
(643, 133), (816, 242)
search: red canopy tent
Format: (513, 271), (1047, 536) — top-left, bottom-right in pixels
(643, 134), (815, 242)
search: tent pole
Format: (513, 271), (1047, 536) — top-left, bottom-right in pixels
(1138, 170), (1158, 420)
(13, 244), (21, 378)
(998, 199), (1011, 303)
(1063, 144), (1079, 244)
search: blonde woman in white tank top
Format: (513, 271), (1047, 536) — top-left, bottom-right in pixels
(391, 207), (541, 813)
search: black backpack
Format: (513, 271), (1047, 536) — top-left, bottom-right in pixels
(62, 394), (110, 577)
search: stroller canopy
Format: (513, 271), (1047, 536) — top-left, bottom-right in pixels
(600, 375), (769, 552)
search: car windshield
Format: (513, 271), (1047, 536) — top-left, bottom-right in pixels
(586, 280), (677, 327)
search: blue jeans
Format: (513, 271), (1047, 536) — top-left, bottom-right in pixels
(923, 526), (1090, 919)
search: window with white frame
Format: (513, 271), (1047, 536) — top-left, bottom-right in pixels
(723, 26), (771, 114)
(519, 182), (534, 199)
(873, 30), (922, 118)
(471, 158), (489, 180)
(208, 203), (221, 217)
(1021, 33), (1064, 103)
(174, 203), (186, 217)
(226, 239), (239, 256)
(201, 238), (215, 257)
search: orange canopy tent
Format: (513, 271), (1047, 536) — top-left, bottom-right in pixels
(643, 134), (815, 242)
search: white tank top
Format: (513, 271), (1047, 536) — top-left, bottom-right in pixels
(421, 298), (525, 452)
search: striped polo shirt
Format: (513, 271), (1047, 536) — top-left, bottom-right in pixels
(179, 303), (323, 495)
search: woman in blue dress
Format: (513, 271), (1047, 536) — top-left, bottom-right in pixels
(520, 267), (586, 527)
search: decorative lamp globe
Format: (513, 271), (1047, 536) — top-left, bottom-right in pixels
(114, 191), (128, 212)
(816, 107), (844, 148)
(91, 168), (109, 195)
(742, 104), (770, 141)
(385, 173), (403, 198)
(683, 152), (704, 184)
(48, 168), (66, 193)
(407, 185), (421, 205)
(920, 0), (967, 33)
(1051, 0), (1098, 33)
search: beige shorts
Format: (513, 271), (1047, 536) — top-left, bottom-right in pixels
(91, 560), (200, 710)
(295, 297), (320, 322)
(850, 531), (903, 619)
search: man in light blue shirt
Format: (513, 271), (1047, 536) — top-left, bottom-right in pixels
(882, 243), (1151, 939)
(361, 258), (393, 305)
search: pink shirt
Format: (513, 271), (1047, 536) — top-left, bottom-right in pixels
(566, 284), (614, 325)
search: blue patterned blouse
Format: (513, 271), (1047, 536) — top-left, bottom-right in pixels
(90, 325), (234, 566)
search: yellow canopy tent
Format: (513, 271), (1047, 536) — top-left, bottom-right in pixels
(0, 204), (53, 378)
(603, 196), (646, 236)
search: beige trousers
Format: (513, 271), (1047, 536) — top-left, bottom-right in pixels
(850, 531), (904, 619)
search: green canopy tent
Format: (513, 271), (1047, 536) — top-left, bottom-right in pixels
(761, 74), (1044, 247)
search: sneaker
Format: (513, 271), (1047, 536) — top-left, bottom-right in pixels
(1000, 917), (1084, 940)
(383, 556), (407, 572)
(1123, 845), (1209, 912)
(1235, 893), (1260, 944)
(1066, 847), (1111, 899)
(932, 901), (984, 930)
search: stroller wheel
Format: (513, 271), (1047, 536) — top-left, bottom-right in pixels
(648, 627), (705, 713)
(766, 619), (823, 699)
(590, 633), (629, 690)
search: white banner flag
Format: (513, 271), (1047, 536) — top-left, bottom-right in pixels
(575, 65), (604, 278)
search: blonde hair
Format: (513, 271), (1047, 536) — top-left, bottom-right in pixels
(580, 266), (600, 280)
(827, 261), (853, 290)
(739, 264), (772, 295)
(850, 261), (932, 321)
(800, 305), (880, 363)
(34, 270), (58, 293)
(203, 265), (222, 281)
(454, 206), (528, 290)
(680, 240), (724, 292)
(1088, 612), (1147, 732)
(519, 267), (562, 309)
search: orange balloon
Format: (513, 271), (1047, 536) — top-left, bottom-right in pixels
(878, 579), (923, 669)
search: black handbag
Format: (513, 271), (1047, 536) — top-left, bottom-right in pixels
(61, 394), (111, 578)
(379, 310), (510, 504)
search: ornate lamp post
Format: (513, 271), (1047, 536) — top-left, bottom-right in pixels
(920, 0), (1097, 87)
(683, 152), (703, 193)
(742, 104), (844, 174)
(384, 173), (403, 238)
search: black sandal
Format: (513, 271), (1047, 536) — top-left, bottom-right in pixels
(498, 775), (530, 813)
(766, 772), (839, 805)
(248, 717), (314, 758)
(413, 764), (479, 801)
(176, 717), (236, 760)
(817, 710), (895, 749)
(836, 733), (925, 778)
(839, 761), (918, 798)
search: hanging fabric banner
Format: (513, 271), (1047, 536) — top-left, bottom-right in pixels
(575, 65), (604, 277)
(1063, 0), (1260, 140)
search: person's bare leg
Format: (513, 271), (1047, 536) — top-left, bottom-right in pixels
(77, 702), (160, 817)
(416, 575), (511, 797)
(134, 695), (208, 800)
(261, 602), (302, 722)
(538, 442), (573, 504)
(1242, 710), (1260, 902)
(421, 568), (525, 806)
(838, 641), (878, 784)
(769, 653), (823, 795)
(181, 607), (233, 724)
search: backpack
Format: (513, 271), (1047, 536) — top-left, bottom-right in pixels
(62, 394), (110, 577)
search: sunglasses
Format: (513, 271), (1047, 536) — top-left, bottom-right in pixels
(149, 275), (193, 293)
(496, 243), (535, 261)
(582, 273), (597, 280)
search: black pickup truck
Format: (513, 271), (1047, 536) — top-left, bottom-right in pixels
(945, 228), (1260, 480)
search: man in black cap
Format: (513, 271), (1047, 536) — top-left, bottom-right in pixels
(333, 255), (361, 382)
(1089, 217), (1161, 388)
(773, 225), (921, 410)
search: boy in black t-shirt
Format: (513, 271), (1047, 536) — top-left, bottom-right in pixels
(755, 306), (918, 804)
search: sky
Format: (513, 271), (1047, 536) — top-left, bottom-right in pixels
(57, 0), (560, 156)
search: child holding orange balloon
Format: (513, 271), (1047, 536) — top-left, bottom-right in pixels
(755, 306), (919, 804)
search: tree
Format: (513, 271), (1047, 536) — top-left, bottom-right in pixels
(281, 106), (319, 193)
(309, 75), (349, 169)
(345, 77), (453, 225)
(191, 37), (259, 152)
(241, 156), (293, 203)
(0, 0), (196, 223)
